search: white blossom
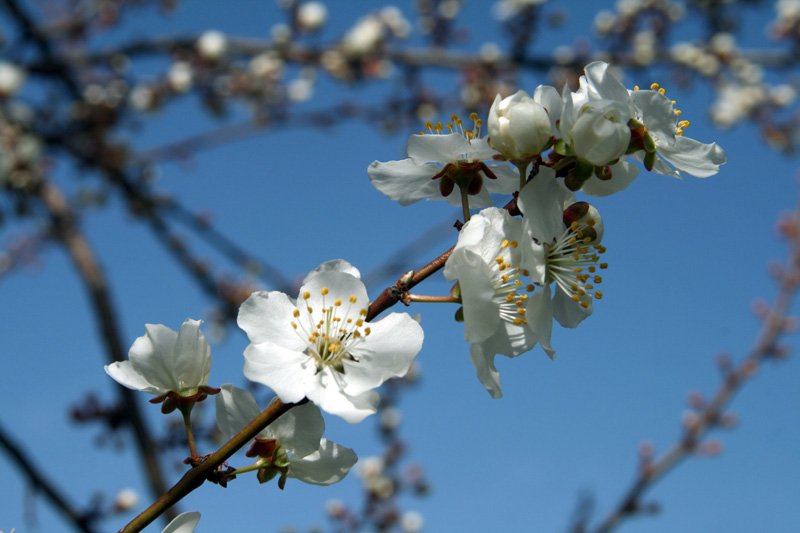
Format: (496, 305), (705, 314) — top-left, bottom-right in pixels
(238, 260), (423, 423)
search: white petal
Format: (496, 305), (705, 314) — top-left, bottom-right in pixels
(162, 511), (201, 533)
(407, 133), (473, 163)
(367, 159), (441, 206)
(469, 342), (503, 399)
(580, 159), (639, 196)
(552, 287), (593, 328)
(533, 84), (562, 132)
(288, 438), (358, 485)
(306, 372), (379, 423)
(343, 312), (423, 395)
(583, 61), (631, 104)
(173, 319), (211, 388)
(527, 286), (556, 360)
(215, 384), (262, 441)
(237, 291), (306, 351)
(243, 342), (313, 404)
(300, 270), (370, 325)
(518, 166), (566, 243)
(104, 361), (162, 395)
(268, 401), (325, 457)
(128, 324), (180, 392)
(448, 250), (500, 344)
(658, 136), (727, 177)
(303, 259), (361, 282)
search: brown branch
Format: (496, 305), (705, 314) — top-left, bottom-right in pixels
(118, 398), (304, 533)
(592, 200), (800, 533)
(0, 420), (98, 533)
(36, 180), (177, 524)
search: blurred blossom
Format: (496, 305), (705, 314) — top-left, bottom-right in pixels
(249, 52), (284, 79)
(479, 42), (502, 63)
(287, 78), (313, 102)
(112, 488), (139, 511)
(297, 2), (328, 32)
(129, 85), (156, 111)
(493, 0), (548, 20)
(381, 6), (411, 38)
(400, 511), (424, 532)
(356, 456), (385, 479)
(271, 23), (293, 44)
(197, 30), (228, 60)
(0, 62), (25, 97)
(379, 405), (402, 430)
(710, 32), (736, 56)
(167, 61), (194, 93)
(341, 14), (385, 57)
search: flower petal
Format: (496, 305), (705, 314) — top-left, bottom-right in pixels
(268, 401), (326, 457)
(552, 287), (593, 328)
(162, 511), (201, 533)
(367, 159), (441, 206)
(288, 438), (358, 486)
(407, 133), (482, 163)
(469, 342), (503, 399)
(303, 259), (361, 283)
(657, 136), (727, 177)
(128, 324), (180, 392)
(526, 285), (556, 360)
(173, 319), (211, 389)
(305, 373), (379, 423)
(237, 291), (306, 352)
(344, 312), (423, 395)
(104, 361), (161, 395)
(215, 383), (262, 441)
(580, 159), (639, 197)
(243, 342), (313, 404)
(444, 248), (500, 343)
(518, 166), (567, 243)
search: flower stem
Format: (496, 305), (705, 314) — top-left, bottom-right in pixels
(181, 409), (198, 459)
(516, 161), (530, 190)
(406, 294), (460, 304)
(460, 186), (471, 222)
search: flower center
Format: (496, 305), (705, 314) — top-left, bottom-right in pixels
(633, 82), (691, 136)
(290, 288), (370, 374)
(545, 219), (607, 308)
(422, 112), (483, 141)
(491, 239), (537, 326)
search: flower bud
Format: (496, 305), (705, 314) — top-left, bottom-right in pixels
(562, 100), (631, 166)
(488, 90), (552, 159)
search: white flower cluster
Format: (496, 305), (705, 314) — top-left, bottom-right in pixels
(369, 61), (725, 397)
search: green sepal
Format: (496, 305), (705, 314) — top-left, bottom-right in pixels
(644, 150), (657, 171)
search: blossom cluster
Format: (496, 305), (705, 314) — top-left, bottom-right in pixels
(104, 61), (724, 531)
(369, 61), (725, 397)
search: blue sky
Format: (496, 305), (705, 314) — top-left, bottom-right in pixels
(1, 1), (799, 532)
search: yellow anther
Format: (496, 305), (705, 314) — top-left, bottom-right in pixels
(495, 257), (504, 264)
(515, 300), (524, 307)
(676, 128), (684, 135)
(587, 219), (596, 227)
(446, 123), (453, 132)
(650, 83), (659, 90)
(594, 276), (602, 283)
(506, 294), (515, 303)
(475, 118), (482, 127)
(595, 291), (603, 299)
(501, 239), (509, 248)
(451, 113), (459, 122)
(586, 284), (594, 290)
(517, 308), (525, 315)
(509, 241), (518, 248)
(574, 267), (583, 272)
(580, 300), (589, 308)
(291, 322), (297, 329)
(675, 109), (682, 115)
(470, 112), (478, 121)
(365, 327), (371, 336)
(307, 307), (313, 313)
(293, 309), (300, 317)
(513, 318), (523, 325)
(349, 295), (357, 303)
(526, 284), (535, 292)
(321, 287), (329, 296)
(521, 269), (530, 276)
(355, 319), (364, 327)
(425, 121), (433, 131)
(360, 309), (368, 316)
(634, 85), (640, 90)
(347, 318), (352, 323)
(334, 298), (342, 306)
(303, 291), (311, 300)
(572, 294), (580, 302)
(658, 88), (666, 95)
(600, 263), (608, 269)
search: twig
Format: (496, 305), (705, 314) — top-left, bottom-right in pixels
(36, 180), (177, 524)
(592, 200), (800, 533)
(0, 420), (98, 533)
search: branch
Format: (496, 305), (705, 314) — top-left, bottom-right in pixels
(36, 180), (177, 524)
(118, 398), (304, 533)
(592, 199), (800, 533)
(0, 420), (98, 533)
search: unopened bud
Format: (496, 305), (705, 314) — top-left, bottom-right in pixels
(113, 488), (139, 512)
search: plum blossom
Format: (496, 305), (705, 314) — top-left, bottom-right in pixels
(162, 512), (201, 533)
(367, 115), (518, 208)
(444, 207), (541, 398)
(576, 61), (725, 178)
(105, 319), (216, 410)
(518, 167), (607, 359)
(487, 90), (552, 161)
(215, 384), (357, 487)
(238, 260), (423, 423)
